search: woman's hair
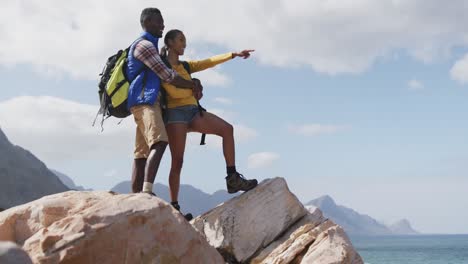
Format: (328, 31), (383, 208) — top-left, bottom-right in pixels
(160, 29), (183, 57)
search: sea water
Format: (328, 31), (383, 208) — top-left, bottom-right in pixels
(351, 235), (468, 264)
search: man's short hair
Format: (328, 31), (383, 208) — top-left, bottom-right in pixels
(140, 8), (161, 28)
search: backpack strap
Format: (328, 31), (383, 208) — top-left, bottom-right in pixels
(180, 61), (206, 144)
(181, 61), (191, 74)
(161, 58), (207, 145)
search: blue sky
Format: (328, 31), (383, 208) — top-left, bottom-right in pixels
(1, 0), (468, 234)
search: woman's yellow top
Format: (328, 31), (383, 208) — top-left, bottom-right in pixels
(162, 53), (233, 108)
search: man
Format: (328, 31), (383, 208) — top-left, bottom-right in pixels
(127, 8), (201, 199)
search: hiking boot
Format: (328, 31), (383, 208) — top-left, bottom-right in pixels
(225, 172), (258, 194)
(171, 202), (193, 221)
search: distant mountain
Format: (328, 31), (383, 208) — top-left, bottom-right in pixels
(0, 128), (69, 209)
(388, 219), (419, 235)
(51, 169), (92, 191)
(111, 181), (236, 216)
(307, 195), (393, 236)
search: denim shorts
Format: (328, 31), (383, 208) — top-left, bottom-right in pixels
(165, 105), (200, 125)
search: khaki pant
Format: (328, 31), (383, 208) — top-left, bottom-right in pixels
(130, 102), (168, 159)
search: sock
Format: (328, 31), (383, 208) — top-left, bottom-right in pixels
(227, 166), (237, 174)
(142, 182), (153, 193)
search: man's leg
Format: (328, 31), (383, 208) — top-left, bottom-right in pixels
(140, 102), (169, 194)
(131, 124), (150, 193)
(142, 141), (167, 193)
(131, 158), (146, 193)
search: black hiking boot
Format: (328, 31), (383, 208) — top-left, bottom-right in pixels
(225, 172), (258, 194)
(171, 202), (193, 221)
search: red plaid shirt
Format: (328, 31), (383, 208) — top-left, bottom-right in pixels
(133, 40), (175, 83)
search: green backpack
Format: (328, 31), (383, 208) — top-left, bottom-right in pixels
(94, 42), (146, 128)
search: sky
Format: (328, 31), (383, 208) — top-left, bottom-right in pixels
(1, 0), (468, 234)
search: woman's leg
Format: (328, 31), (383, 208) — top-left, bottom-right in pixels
(189, 111), (257, 193)
(166, 123), (188, 202)
(189, 112), (235, 166)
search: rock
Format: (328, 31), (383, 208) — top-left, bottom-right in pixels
(250, 206), (327, 264)
(111, 181), (237, 217)
(191, 177), (308, 263)
(0, 177), (363, 264)
(0, 241), (33, 264)
(388, 219), (419, 235)
(299, 224), (363, 264)
(0, 191), (224, 264)
(191, 178), (363, 264)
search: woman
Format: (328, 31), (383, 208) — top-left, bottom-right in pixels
(161, 29), (258, 217)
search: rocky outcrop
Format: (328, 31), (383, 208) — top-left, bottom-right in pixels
(0, 178), (362, 264)
(192, 178), (363, 264)
(111, 181), (236, 216)
(0, 191), (224, 264)
(0, 241), (33, 264)
(388, 219), (419, 235)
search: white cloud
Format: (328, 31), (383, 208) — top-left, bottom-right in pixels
(0, 96), (258, 160)
(202, 108), (258, 143)
(0, 96), (135, 162)
(187, 123), (258, 149)
(235, 124), (258, 142)
(288, 124), (347, 136)
(450, 53), (468, 84)
(182, 49), (232, 87)
(170, 107), (258, 148)
(191, 69), (231, 87)
(208, 108), (237, 123)
(213, 97), (233, 105)
(248, 152), (280, 169)
(104, 169), (118, 178)
(1, 0), (468, 79)
(408, 79), (424, 90)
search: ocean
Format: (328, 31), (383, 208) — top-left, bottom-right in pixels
(351, 235), (468, 264)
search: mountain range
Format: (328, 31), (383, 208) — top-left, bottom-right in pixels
(0, 128), (68, 209)
(306, 195), (419, 236)
(0, 127), (419, 235)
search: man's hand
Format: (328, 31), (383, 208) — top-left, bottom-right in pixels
(233, 49), (255, 59)
(192, 78), (203, 100)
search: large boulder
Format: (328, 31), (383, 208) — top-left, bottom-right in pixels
(0, 191), (224, 264)
(191, 177), (308, 262)
(0, 241), (33, 264)
(0, 177), (363, 264)
(191, 178), (364, 264)
(251, 206), (363, 264)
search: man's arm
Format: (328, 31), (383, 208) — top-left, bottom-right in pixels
(171, 75), (197, 89)
(133, 40), (196, 89)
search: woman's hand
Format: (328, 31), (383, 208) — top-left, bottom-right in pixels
(233, 49), (255, 59)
